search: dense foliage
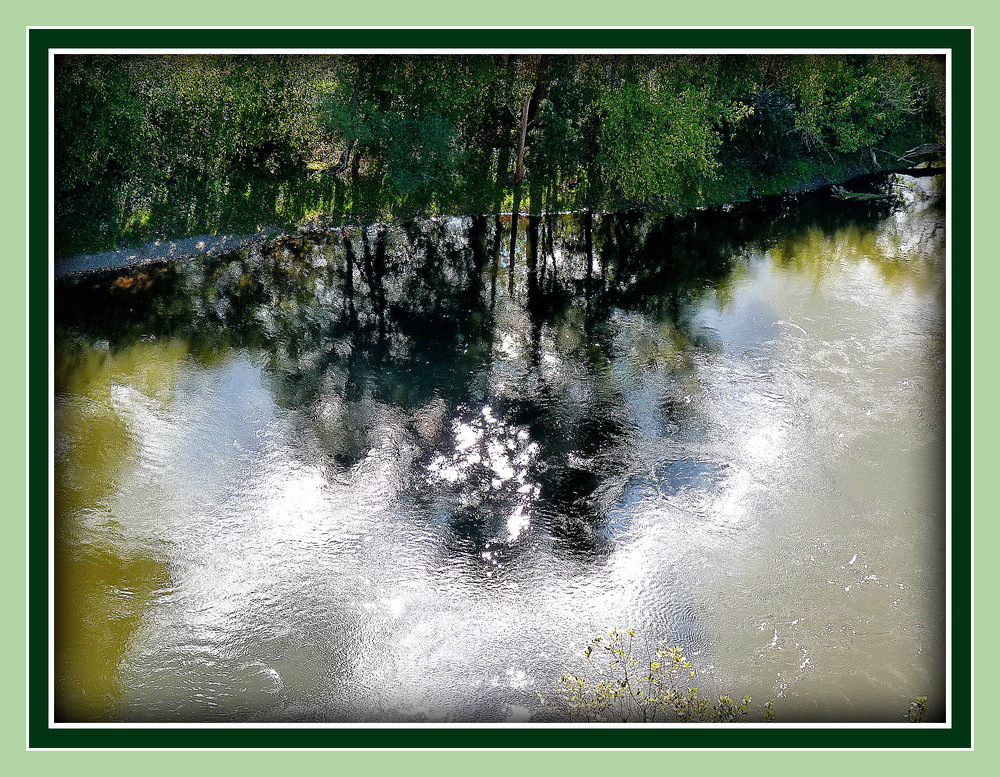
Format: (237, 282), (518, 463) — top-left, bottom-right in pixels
(55, 54), (945, 255)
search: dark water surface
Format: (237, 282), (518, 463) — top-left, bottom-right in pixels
(54, 176), (946, 723)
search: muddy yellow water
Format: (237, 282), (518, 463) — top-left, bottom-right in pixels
(55, 339), (188, 720)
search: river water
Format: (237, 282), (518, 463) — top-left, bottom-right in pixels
(54, 175), (946, 723)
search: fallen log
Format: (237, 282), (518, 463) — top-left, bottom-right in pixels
(893, 166), (946, 178)
(831, 185), (896, 201)
(900, 143), (946, 160)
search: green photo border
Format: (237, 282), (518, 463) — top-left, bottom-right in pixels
(27, 26), (972, 750)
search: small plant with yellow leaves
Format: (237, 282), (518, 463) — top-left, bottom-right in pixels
(535, 629), (775, 724)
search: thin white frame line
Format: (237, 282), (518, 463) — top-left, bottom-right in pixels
(50, 48), (951, 55)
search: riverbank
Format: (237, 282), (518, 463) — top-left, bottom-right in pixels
(56, 167), (941, 281)
(54, 228), (283, 279)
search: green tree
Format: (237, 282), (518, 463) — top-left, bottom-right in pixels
(55, 54), (946, 256)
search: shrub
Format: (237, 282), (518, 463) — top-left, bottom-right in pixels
(906, 696), (929, 723)
(535, 629), (775, 723)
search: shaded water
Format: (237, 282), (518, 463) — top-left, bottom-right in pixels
(54, 175), (946, 723)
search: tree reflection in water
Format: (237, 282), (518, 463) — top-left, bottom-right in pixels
(57, 189), (915, 569)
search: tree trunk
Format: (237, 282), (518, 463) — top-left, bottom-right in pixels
(512, 96), (532, 186)
(329, 138), (356, 178)
(894, 166), (946, 178)
(511, 56), (550, 186)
